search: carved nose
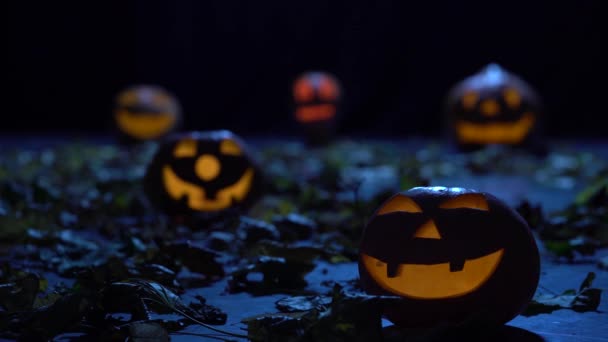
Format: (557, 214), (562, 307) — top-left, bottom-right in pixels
(195, 154), (221, 181)
(480, 99), (500, 117)
(413, 220), (441, 239)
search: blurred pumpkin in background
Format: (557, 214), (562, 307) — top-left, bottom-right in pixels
(358, 186), (539, 328)
(445, 64), (542, 151)
(114, 84), (181, 144)
(292, 71), (342, 145)
(144, 130), (263, 216)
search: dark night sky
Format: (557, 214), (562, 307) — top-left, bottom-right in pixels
(4, 1), (606, 137)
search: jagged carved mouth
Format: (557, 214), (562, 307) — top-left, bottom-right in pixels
(361, 248), (504, 299)
(115, 110), (176, 139)
(295, 104), (336, 123)
(162, 165), (254, 211)
(456, 112), (535, 144)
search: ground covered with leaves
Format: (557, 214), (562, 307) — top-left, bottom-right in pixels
(0, 138), (606, 341)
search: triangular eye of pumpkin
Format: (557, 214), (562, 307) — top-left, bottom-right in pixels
(439, 193), (489, 211)
(318, 76), (339, 100)
(461, 91), (478, 110)
(503, 88), (522, 109)
(293, 79), (315, 103)
(118, 91), (138, 107)
(220, 139), (242, 156)
(173, 138), (198, 157)
(153, 93), (170, 107)
(377, 194), (423, 215)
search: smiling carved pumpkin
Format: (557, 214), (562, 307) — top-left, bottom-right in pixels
(445, 64), (542, 151)
(114, 84), (181, 143)
(358, 186), (539, 328)
(292, 71), (342, 145)
(144, 130), (262, 216)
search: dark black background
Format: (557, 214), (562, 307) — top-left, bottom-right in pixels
(4, 1), (606, 137)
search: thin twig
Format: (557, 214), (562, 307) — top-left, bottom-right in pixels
(142, 297), (248, 339)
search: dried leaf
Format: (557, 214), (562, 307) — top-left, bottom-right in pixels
(522, 272), (602, 316)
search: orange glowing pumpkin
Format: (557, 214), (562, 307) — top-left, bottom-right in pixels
(445, 64), (542, 151)
(292, 71), (342, 145)
(144, 130), (263, 216)
(113, 84), (181, 143)
(359, 186), (539, 328)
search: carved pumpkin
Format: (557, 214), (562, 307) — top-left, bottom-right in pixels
(292, 71), (342, 145)
(113, 84), (181, 143)
(143, 130), (263, 216)
(445, 64), (541, 151)
(358, 186), (539, 328)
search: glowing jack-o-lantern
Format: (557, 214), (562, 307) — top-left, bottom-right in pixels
(113, 85), (181, 143)
(292, 71), (342, 145)
(445, 64), (541, 150)
(144, 130), (263, 216)
(358, 186), (539, 328)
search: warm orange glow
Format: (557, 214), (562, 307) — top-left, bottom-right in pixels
(439, 194), (489, 211)
(115, 110), (177, 140)
(461, 92), (479, 110)
(293, 79), (315, 103)
(318, 76), (339, 100)
(361, 249), (504, 299)
(162, 165), (255, 211)
(295, 104), (336, 123)
(377, 194), (423, 215)
(117, 91), (138, 106)
(173, 138), (198, 158)
(503, 88), (522, 109)
(456, 112), (535, 144)
(194, 154), (221, 181)
(412, 220), (441, 239)
(479, 99), (500, 117)
(220, 139), (243, 156)
(152, 93), (172, 107)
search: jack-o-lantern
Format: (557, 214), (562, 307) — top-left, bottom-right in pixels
(144, 130), (263, 216)
(445, 64), (542, 151)
(113, 84), (181, 143)
(358, 186), (539, 328)
(292, 71), (342, 145)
